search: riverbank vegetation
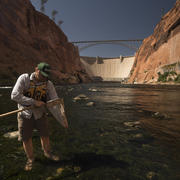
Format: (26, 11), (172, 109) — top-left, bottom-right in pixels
(158, 71), (180, 83)
(158, 62), (180, 83)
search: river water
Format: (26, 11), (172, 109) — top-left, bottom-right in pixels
(0, 83), (180, 180)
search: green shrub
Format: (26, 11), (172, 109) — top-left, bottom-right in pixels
(169, 71), (177, 75)
(175, 74), (180, 83)
(158, 72), (169, 82)
(158, 71), (180, 83)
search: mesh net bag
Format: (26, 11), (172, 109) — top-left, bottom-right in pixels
(47, 98), (68, 128)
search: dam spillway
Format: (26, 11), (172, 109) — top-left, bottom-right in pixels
(80, 56), (135, 81)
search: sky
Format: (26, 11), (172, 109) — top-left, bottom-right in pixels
(30, 0), (176, 57)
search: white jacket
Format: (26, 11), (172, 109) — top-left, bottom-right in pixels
(11, 73), (58, 119)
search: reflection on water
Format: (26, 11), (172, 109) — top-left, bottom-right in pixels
(0, 86), (12, 89)
(133, 88), (180, 118)
(74, 84), (180, 146)
(89, 86), (180, 118)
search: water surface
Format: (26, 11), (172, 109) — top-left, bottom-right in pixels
(0, 83), (180, 180)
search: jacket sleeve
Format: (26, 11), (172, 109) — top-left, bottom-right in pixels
(11, 74), (35, 106)
(47, 80), (58, 100)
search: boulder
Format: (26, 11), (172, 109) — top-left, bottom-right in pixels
(3, 131), (19, 139)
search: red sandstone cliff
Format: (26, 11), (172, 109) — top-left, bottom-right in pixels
(129, 0), (180, 84)
(0, 0), (91, 85)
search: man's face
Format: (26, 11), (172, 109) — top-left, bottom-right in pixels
(35, 68), (47, 82)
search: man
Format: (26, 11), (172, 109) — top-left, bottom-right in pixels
(11, 62), (68, 171)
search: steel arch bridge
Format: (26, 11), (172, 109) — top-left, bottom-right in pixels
(71, 39), (143, 52)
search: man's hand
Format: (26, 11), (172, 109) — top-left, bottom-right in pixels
(34, 100), (45, 107)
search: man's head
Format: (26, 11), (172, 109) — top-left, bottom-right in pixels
(35, 62), (51, 81)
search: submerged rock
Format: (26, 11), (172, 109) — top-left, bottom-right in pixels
(86, 102), (95, 106)
(123, 121), (141, 128)
(73, 94), (89, 101)
(153, 112), (171, 120)
(146, 171), (157, 180)
(56, 167), (64, 175)
(3, 131), (19, 139)
(73, 166), (81, 173)
(133, 133), (143, 138)
(88, 88), (98, 92)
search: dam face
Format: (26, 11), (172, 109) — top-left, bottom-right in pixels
(80, 56), (135, 81)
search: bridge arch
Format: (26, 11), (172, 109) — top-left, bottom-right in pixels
(71, 39), (143, 52)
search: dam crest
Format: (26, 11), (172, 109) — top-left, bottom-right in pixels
(80, 55), (135, 82)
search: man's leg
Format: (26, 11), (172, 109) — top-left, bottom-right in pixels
(18, 113), (34, 171)
(37, 116), (59, 161)
(40, 136), (50, 153)
(40, 136), (59, 161)
(23, 138), (34, 171)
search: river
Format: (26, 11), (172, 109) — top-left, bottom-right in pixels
(0, 83), (180, 180)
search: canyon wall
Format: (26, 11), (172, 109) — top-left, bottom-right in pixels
(0, 0), (91, 85)
(129, 0), (180, 84)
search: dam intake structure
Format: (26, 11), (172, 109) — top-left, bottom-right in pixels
(80, 56), (135, 82)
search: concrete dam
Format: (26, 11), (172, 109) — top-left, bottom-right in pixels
(80, 56), (135, 81)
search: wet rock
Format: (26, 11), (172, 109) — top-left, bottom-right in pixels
(3, 131), (19, 139)
(123, 121), (141, 128)
(142, 109), (171, 120)
(88, 88), (98, 92)
(56, 167), (64, 175)
(146, 171), (157, 180)
(68, 88), (74, 92)
(86, 102), (95, 106)
(73, 94), (89, 102)
(73, 166), (81, 173)
(133, 133), (143, 138)
(46, 168), (65, 180)
(153, 112), (171, 120)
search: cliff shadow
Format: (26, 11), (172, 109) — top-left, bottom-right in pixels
(68, 152), (129, 171)
(36, 152), (129, 177)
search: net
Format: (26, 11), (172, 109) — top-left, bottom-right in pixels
(47, 98), (68, 128)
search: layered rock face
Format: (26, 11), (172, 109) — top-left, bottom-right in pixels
(129, 0), (180, 84)
(0, 0), (91, 84)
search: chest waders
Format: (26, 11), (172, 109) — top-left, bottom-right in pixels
(24, 81), (47, 102)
